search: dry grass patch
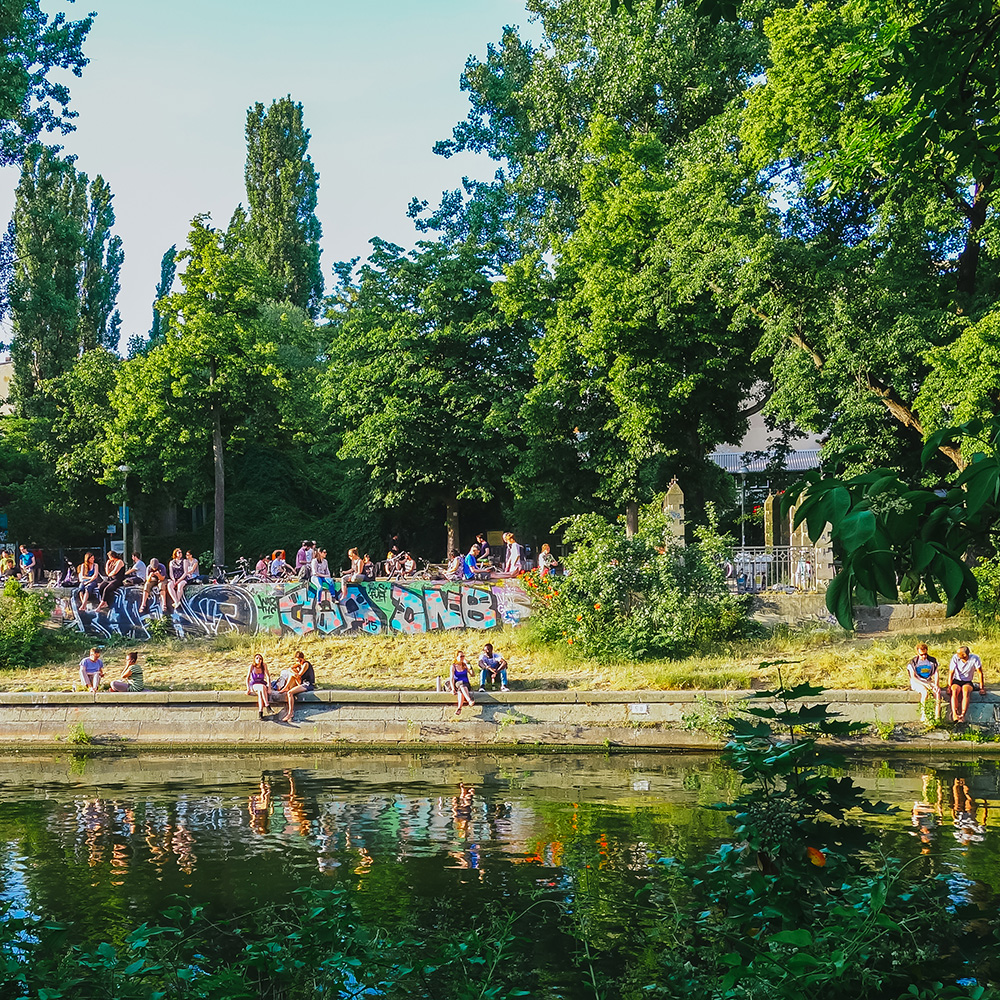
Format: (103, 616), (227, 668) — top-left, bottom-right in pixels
(4, 622), (994, 693)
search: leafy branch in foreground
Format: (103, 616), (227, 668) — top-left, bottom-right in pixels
(783, 416), (1000, 628)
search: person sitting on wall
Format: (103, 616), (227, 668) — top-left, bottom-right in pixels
(95, 550), (126, 613)
(76, 552), (101, 611)
(906, 642), (942, 721)
(79, 647), (104, 692)
(295, 539), (313, 580)
(452, 649), (475, 717)
(0, 549), (15, 579)
(269, 550), (292, 579)
(341, 547), (364, 598)
(59, 557), (78, 588)
(311, 547), (337, 600)
(183, 550), (202, 585)
(18, 544), (36, 586)
(277, 650), (316, 724)
(361, 552), (376, 581)
(475, 533), (492, 565)
(255, 553), (269, 579)
(948, 646), (986, 724)
(166, 548), (187, 612)
(446, 550), (463, 581)
(478, 643), (510, 692)
(463, 544), (489, 581)
(502, 532), (524, 577)
(138, 558), (168, 614)
(125, 552), (147, 585)
(538, 543), (559, 577)
(109, 650), (144, 692)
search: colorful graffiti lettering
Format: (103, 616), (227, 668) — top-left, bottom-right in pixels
(59, 580), (528, 639)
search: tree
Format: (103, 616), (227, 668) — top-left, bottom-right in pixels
(128, 244), (177, 357)
(7, 146), (125, 416)
(499, 118), (764, 530)
(733, 0), (1000, 472)
(324, 238), (533, 555)
(106, 216), (319, 566)
(0, 0), (92, 166)
(78, 174), (123, 352)
(7, 145), (84, 415)
(244, 96), (323, 317)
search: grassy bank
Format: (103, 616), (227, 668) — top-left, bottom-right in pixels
(3, 622), (993, 693)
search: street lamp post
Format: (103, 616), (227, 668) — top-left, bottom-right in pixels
(117, 464), (131, 566)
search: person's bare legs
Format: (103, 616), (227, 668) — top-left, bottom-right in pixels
(282, 683), (306, 722)
(251, 682), (270, 717)
(174, 579), (188, 611)
(455, 684), (474, 716)
(951, 683), (971, 722)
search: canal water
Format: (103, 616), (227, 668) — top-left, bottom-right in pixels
(0, 750), (998, 986)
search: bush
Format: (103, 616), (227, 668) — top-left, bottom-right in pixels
(0, 578), (53, 669)
(524, 499), (754, 661)
(970, 554), (1000, 633)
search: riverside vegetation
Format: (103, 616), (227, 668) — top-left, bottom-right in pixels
(1, 682), (995, 999)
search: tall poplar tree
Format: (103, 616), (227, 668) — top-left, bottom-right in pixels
(244, 97), (323, 317)
(7, 146), (124, 415)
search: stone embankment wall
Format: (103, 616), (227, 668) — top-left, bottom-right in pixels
(2, 689), (996, 749)
(753, 593), (954, 633)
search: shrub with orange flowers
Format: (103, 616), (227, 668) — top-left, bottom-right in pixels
(521, 500), (754, 661)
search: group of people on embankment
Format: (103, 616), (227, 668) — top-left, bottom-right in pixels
(906, 642), (987, 723)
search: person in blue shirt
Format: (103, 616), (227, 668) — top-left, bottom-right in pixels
(478, 643), (509, 692)
(18, 545), (36, 586)
(462, 544), (481, 580)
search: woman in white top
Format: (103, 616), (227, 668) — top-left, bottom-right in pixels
(503, 532), (524, 576)
(311, 547), (336, 599)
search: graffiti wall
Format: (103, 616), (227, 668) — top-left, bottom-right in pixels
(51, 579), (531, 640)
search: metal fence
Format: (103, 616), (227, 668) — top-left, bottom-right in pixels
(729, 546), (827, 593)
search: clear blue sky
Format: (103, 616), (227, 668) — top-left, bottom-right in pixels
(0, 0), (534, 344)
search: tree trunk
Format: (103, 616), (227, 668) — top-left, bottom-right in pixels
(445, 497), (460, 558)
(625, 501), (639, 538)
(210, 360), (225, 568)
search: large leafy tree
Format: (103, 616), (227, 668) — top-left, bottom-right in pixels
(106, 216), (319, 565)
(499, 119), (763, 530)
(7, 146), (124, 416)
(733, 0), (1000, 472)
(324, 238), (533, 555)
(0, 0), (92, 167)
(244, 97), (323, 317)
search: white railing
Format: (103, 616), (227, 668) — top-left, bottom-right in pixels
(728, 546), (828, 593)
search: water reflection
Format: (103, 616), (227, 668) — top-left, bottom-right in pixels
(0, 752), (998, 942)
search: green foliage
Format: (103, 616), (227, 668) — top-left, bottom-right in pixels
(0, 0), (93, 167)
(8, 147), (124, 416)
(970, 553), (1000, 634)
(641, 678), (993, 998)
(244, 96), (323, 317)
(324, 238), (533, 551)
(524, 499), (753, 661)
(785, 415), (1000, 628)
(0, 577), (52, 668)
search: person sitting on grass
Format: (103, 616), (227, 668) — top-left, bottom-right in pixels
(906, 642), (941, 721)
(246, 653), (272, 720)
(452, 650), (475, 717)
(277, 650), (316, 723)
(478, 643), (509, 692)
(948, 646), (985, 724)
(109, 651), (144, 692)
(79, 647), (104, 692)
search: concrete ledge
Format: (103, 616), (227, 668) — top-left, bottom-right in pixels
(1, 687), (997, 747)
